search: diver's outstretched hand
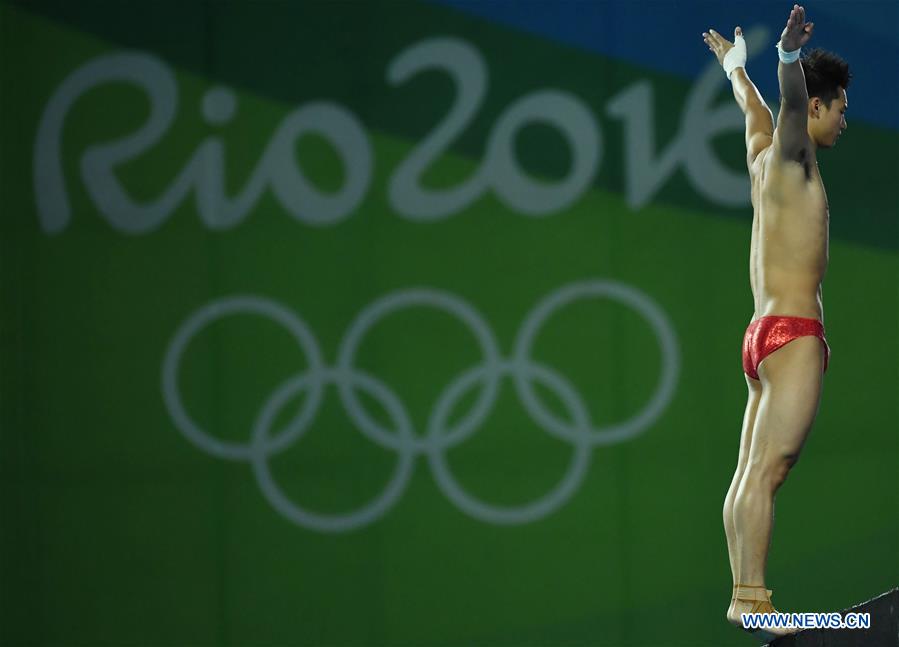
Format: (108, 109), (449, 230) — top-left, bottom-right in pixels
(703, 27), (740, 67)
(780, 4), (814, 50)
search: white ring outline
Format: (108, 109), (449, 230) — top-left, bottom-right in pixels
(162, 295), (324, 461)
(427, 361), (593, 524)
(250, 370), (416, 533)
(513, 280), (679, 445)
(335, 288), (502, 453)
(161, 280), (680, 531)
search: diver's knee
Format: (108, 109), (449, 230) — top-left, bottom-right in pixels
(742, 453), (798, 493)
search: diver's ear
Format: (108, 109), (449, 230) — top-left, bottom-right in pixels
(809, 97), (821, 118)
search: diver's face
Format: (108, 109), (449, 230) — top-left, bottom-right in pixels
(813, 88), (848, 148)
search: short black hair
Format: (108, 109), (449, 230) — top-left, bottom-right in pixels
(801, 48), (851, 105)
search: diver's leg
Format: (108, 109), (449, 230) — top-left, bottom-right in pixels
(728, 336), (824, 632)
(724, 374), (762, 617)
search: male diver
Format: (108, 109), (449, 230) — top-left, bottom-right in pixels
(702, 4), (850, 640)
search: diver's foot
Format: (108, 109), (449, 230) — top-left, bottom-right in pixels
(727, 584), (799, 641)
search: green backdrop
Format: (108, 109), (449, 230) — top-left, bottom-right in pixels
(1, 1), (896, 645)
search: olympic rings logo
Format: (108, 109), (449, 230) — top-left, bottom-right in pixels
(162, 280), (680, 532)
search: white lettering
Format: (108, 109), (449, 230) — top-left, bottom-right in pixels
(487, 89), (600, 216)
(606, 26), (770, 209)
(386, 38), (489, 220)
(36, 54), (370, 233)
(35, 32), (767, 234)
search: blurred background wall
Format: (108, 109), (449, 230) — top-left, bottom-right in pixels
(1, 1), (896, 645)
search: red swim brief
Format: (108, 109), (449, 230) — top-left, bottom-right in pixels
(742, 316), (830, 380)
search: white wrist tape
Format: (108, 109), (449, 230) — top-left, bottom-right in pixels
(723, 34), (747, 80)
(777, 42), (801, 63)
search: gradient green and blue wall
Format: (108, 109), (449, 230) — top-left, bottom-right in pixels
(1, 1), (896, 645)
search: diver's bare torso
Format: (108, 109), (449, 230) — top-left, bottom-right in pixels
(748, 146), (828, 322)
